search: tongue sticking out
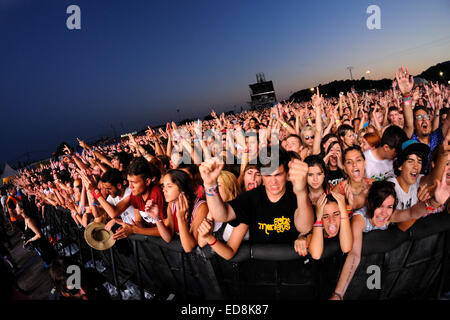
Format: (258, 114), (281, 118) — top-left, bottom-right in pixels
(328, 225), (337, 234)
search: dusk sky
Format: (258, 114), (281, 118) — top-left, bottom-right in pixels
(1, 0), (449, 167)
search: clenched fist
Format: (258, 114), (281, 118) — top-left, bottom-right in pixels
(288, 159), (309, 195)
(199, 158), (224, 186)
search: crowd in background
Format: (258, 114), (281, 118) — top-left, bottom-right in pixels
(2, 65), (450, 300)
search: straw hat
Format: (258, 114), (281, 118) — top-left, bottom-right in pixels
(84, 222), (116, 250)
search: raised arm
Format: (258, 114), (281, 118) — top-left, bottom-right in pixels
(312, 87), (324, 155)
(289, 159), (315, 234)
(199, 158), (236, 222)
(396, 65), (415, 138)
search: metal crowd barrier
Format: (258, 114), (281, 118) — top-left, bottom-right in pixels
(40, 204), (450, 300)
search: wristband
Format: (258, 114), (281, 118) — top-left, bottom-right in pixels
(91, 189), (102, 200)
(332, 292), (343, 300)
(204, 184), (219, 197)
(313, 220), (323, 227)
(208, 238), (218, 246)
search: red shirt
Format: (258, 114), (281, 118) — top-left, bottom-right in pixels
(130, 184), (164, 226)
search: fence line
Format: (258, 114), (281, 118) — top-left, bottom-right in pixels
(39, 205), (450, 300)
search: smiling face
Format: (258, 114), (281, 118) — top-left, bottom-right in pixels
(398, 154), (423, 186)
(307, 165), (325, 191)
(322, 202), (340, 238)
(371, 195), (395, 228)
(344, 149), (365, 182)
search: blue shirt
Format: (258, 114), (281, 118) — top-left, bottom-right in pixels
(411, 126), (443, 173)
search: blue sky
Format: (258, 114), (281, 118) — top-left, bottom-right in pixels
(1, 0), (449, 166)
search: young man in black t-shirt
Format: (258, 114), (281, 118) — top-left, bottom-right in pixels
(200, 147), (314, 244)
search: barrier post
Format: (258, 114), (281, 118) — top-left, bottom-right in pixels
(132, 239), (145, 300)
(109, 247), (122, 300)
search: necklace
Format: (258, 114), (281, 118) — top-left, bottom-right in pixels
(347, 178), (366, 197)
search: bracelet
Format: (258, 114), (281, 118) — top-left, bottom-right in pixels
(313, 220), (323, 227)
(332, 292), (343, 300)
(204, 184), (219, 197)
(428, 197), (441, 208)
(208, 238), (218, 246)
(91, 189), (102, 200)
(340, 216), (349, 220)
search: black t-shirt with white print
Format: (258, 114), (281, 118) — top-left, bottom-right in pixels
(228, 183), (299, 244)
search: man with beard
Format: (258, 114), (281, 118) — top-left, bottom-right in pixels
(387, 137), (449, 231)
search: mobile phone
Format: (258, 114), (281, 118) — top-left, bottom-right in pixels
(139, 210), (157, 224)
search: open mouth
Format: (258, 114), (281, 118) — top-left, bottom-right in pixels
(410, 172), (418, 180)
(247, 182), (256, 190)
(328, 224), (337, 235)
(376, 217), (387, 225)
(351, 168), (361, 179)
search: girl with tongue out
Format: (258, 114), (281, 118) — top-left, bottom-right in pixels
(307, 191), (353, 260)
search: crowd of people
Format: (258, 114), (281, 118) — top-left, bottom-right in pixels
(2, 64), (450, 300)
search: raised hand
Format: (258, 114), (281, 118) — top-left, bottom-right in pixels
(315, 193), (327, 220)
(311, 87), (324, 107)
(344, 183), (355, 209)
(63, 145), (73, 156)
(175, 192), (189, 223)
(331, 190), (347, 213)
(288, 159), (309, 195)
(77, 138), (89, 150)
(433, 166), (450, 205)
(199, 158), (224, 186)
(395, 65), (414, 96)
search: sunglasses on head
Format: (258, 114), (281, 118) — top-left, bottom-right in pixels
(415, 114), (431, 121)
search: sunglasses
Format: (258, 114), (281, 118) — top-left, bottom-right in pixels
(304, 135), (315, 140)
(415, 114), (431, 121)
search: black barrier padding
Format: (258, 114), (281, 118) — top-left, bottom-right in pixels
(385, 234), (445, 299)
(361, 225), (409, 255)
(409, 212), (450, 240)
(40, 206), (450, 300)
(251, 243), (302, 261)
(136, 239), (181, 297)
